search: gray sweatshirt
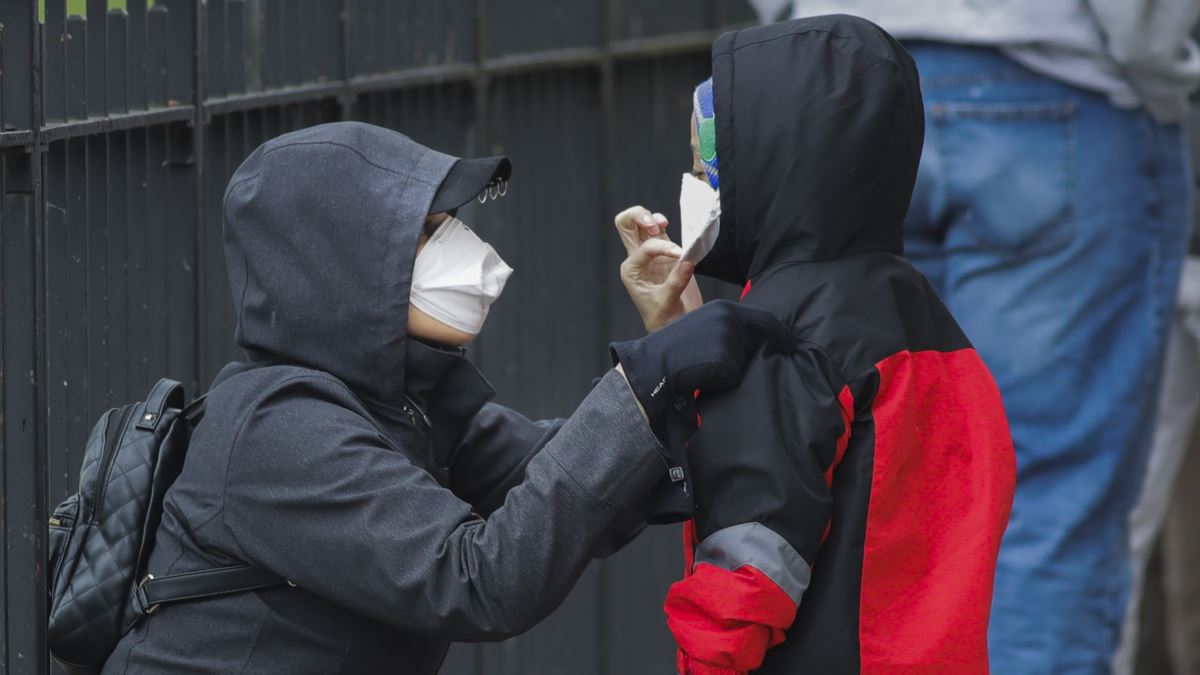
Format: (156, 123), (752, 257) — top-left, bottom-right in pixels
(749, 0), (1200, 123)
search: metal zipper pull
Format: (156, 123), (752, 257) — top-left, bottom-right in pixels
(404, 395), (432, 429)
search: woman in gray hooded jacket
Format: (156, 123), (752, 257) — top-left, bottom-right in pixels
(101, 121), (791, 674)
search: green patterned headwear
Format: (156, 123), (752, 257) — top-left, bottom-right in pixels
(693, 77), (719, 189)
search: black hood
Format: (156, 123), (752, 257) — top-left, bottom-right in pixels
(698, 15), (924, 284)
(222, 121), (465, 404)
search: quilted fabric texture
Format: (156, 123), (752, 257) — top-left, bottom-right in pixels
(47, 402), (173, 668)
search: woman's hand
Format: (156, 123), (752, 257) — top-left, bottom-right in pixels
(614, 206), (703, 332)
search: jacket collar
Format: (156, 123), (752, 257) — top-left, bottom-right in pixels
(391, 338), (495, 450)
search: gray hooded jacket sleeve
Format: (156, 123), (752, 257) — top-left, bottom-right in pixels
(221, 368), (663, 641)
(449, 403), (565, 518)
(448, 400), (650, 557)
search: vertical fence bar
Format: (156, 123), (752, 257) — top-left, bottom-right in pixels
(107, 129), (129, 403)
(207, 0), (227, 99)
(356, 0), (375, 75)
(164, 121), (196, 390)
(3, 147), (44, 675)
(195, 0), (210, 392)
(1, 152), (8, 672)
(0, 2), (33, 131)
(372, 0), (385, 72)
(128, 0), (148, 110)
(302, 0), (319, 82)
(45, 0), (67, 123)
(0, 22), (5, 132)
(0, 3), (46, 669)
(202, 113), (227, 381)
(85, 131), (109, 413)
(65, 16), (87, 120)
(110, 148), (130, 408)
(126, 125), (150, 397)
(376, 0), (391, 72)
(243, 0), (263, 93)
(144, 125), (168, 382)
(86, 0), (107, 117)
(263, 0), (282, 88)
(282, 0), (301, 85)
(0, 6), (41, 673)
(293, 0), (310, 85)
(147, 7), (168, 107)
(108, 11), (129, 115)
(64, 137), (88, 492)
(43, 139), (70, 505)
(227, 0), (246, 94)
(337, 0), (350, 118)
(159, 0), (195, 105)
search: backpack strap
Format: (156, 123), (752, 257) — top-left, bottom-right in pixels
(181, 393), (207, 426)
(136, 378), (186, 431)
(134, 564), (290, 615)
(132, 390), (275, 616)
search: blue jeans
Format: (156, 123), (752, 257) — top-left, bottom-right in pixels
(902, 43), (1193, 674)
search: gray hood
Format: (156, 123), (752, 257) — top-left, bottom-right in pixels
(222, 121), (459, 403)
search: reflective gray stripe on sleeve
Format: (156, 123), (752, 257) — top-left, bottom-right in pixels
(694, 522), (812, 605)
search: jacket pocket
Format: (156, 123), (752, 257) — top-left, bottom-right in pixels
(932, 99), (1078, 259)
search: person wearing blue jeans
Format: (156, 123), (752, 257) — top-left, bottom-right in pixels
(748, 0), (1200, 671)
(901, 45), (1192, 672)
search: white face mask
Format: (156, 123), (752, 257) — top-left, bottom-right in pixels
(679, 173), (721, 264)
(410, 217), (514, 336)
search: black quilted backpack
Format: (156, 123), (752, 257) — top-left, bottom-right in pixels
(46, 378), (283, 674)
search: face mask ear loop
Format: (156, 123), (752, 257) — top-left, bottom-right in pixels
(477, 190), (489, 204)
(488, 183), (500, 200)
(496, 179), (507, 198)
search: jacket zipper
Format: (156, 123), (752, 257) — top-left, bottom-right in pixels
(402, 394), (432, 431)
(48, 495), (80, 590)
(92, 404), (136, 522)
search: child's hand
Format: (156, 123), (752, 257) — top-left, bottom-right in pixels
(613, 205), (703, 332)
(614, 204), (667, 244)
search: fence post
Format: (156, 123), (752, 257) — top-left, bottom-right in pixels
(0, 0), (46, 672)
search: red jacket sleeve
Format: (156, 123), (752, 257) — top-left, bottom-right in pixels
(664, 347), (850, 673)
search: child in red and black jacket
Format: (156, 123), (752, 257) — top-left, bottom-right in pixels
(656, 15), (1017, 674)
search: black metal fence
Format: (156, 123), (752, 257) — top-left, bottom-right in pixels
(0, 1), (756, 672)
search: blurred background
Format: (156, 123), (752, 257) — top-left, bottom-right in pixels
(2, 1), (1199, 674)
(0, 1), (755, 673)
